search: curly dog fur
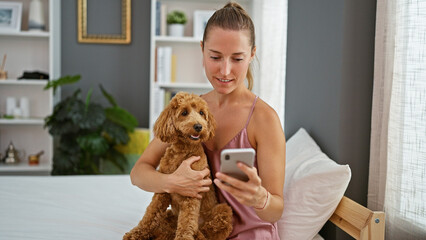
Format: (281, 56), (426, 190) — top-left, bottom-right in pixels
(124, 92), (233, 240)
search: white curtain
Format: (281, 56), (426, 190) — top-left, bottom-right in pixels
(368, 0), (426, 239)
(252, 0), (287, 128)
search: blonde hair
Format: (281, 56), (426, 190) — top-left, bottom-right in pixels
(202, 2), (256, 90)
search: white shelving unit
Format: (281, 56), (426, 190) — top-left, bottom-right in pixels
(0, 0), (60, 175)
(149, 0), (258, 133)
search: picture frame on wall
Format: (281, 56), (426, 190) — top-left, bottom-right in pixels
(77, 0), (132, 44)
(193, 10), (214, 40)
(0, 1), (22, 33)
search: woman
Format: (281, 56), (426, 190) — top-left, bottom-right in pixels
(130, 2), (285, 239)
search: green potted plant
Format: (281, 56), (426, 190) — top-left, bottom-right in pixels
(167, 10), (187, 37)
(44, 75), (138, 175)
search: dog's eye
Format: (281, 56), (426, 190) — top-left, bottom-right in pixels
(199, 111), (204, 116)
(181, 110), (188, 116)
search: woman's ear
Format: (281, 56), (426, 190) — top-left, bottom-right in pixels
(200, 41), (205, 67)
(250, 46), (256, 61)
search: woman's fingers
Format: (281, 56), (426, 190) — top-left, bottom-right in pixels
(237, 162), (261, 184)
(214, 164), (265, 207)
(184, 156), (211, 179)
(202, 178), (212, 186)
(184, 155), (201, 166)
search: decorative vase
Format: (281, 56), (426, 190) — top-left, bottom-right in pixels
(168, 24), (184, 37)
(28, 0), (46, 31)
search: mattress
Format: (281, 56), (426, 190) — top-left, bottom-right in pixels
(0, 175), (152, 240)
(0, 175), (324, 240)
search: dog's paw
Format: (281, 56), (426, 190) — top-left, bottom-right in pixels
(122, 232), (135, 240)
(174, 234), (195, 240)
(123, 230), (150, 240)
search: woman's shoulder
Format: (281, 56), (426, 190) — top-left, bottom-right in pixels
(253, 97), (280, 123)
(250, 98), (282, 132)
(248, 97), (284, 149)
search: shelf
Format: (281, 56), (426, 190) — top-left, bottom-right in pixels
(0, 162), (52, 172)
(0, 118), (45, 125)
(0, 79), (49, 86)
(0, 0), (59, 176)
(157, 82), (212, 90)
(0, 31), (50, 38)
(155, 36), (200, 43)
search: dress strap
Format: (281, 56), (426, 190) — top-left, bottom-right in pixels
(245, 96), (259, 128)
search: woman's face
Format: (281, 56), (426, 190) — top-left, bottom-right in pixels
(202, 27), (255, 94)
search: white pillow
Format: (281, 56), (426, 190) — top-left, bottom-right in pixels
(277, 128), (351, 240)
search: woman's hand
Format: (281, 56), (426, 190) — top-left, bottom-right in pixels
(166, 156), (212, 199)
(214, 162), (268, 209)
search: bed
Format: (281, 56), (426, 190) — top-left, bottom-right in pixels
(0, 129), (384, 239)
(0, 175), (383, 240)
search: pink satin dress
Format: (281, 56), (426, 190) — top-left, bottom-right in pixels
(203, 96), (280, 240)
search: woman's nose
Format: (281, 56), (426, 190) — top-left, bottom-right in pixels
(220, 59), (231, 76)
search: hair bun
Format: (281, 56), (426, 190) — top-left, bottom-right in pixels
(224, 1), (245, 11)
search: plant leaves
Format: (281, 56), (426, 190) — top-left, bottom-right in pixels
(167, 10), (187, 24)
(100, 84), (117, 107)
(103, 148), (127, 172)
(78, 103), (106, 129)
(77, 133), (109, 155)
(52, 148), (81, 175)
(102, 120), (129, 145)
(85, 88), (93, 112)
(44, 75), (81, 95)
(105, 107), (138, 132)
(58, 96), (84, 122)
(46, 120), (79, 136)
(45, 75), (138, 175)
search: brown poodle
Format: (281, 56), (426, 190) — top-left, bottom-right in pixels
(124, 92), (233, 240)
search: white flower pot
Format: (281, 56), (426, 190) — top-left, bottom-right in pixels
(168, 24), (185, 37)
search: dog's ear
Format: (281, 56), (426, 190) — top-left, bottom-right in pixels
(206, 108), (216, 141)
(153, 100), (178, 143)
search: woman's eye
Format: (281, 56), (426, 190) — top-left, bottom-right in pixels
(199, 110), (204, 116)
(210, 56), (220, 60)
(181, 110), (188, 116)
(234, 58), (243, 62)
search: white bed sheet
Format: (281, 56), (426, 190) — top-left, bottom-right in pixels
(0, 175), (324, 240)
(0, 175), (152, 240)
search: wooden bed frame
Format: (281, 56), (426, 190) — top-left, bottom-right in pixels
(330, 196), (385, 240)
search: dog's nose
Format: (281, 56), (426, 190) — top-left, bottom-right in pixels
(194, 124), (202, 132)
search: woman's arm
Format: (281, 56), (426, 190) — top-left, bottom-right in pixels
(130, 138), (170, 192)
(252, 106), (285, 222)
(130, 138), (212, 199)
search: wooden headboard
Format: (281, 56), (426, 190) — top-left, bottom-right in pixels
(329, 196), (385, 240)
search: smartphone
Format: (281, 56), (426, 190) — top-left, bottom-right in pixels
(220, 148), (256, 182)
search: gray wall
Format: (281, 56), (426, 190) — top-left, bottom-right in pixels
(285, 0), (376, 239)
(61, 0), (151, 127)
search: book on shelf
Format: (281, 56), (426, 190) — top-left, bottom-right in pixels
(155, 1), (161, 36)
(152, 88), (178, 123)
(164, 90), (178, 108)
(153, 86), (165, 123)
(161, 3), (168, 36)
(171, 54), (177, 83)
(156, 46), (173, 84)
(154, 47), (158, 82)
